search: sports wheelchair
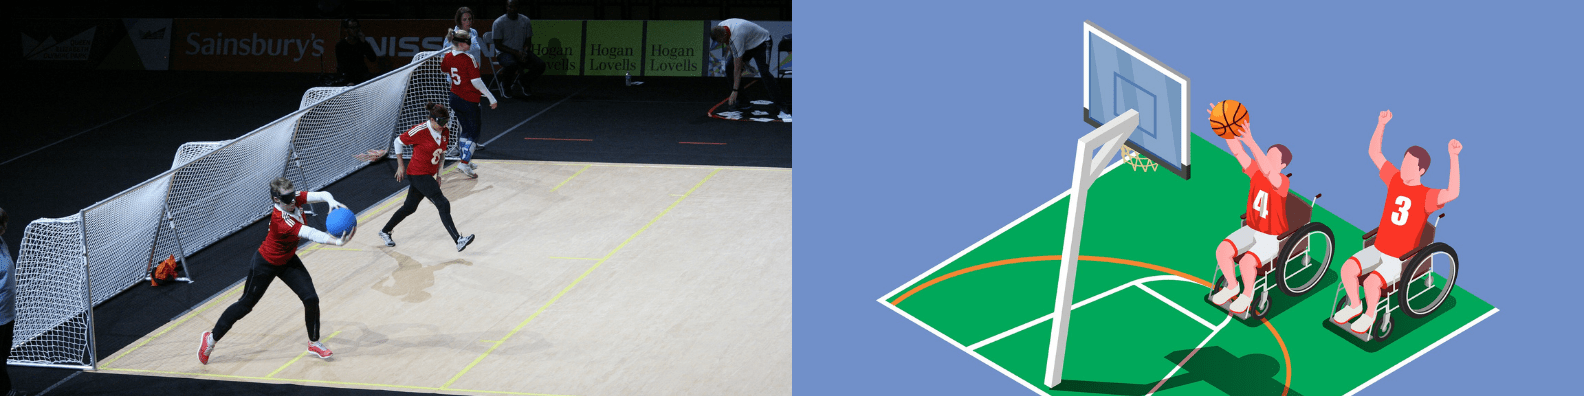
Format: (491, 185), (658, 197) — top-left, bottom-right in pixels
(1328, 212), (1459, 342)
(1207, 180), (1336, 320)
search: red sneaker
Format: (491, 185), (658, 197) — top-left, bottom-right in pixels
(308, 341), (333, 359)
(197, 331), (215, 365)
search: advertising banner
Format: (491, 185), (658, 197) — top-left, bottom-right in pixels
(643, 21), (705, 77)
(707, 20), (791, 78)
(525, 20), (583, 76)
(17, 18), (172, 70)
(172, 19), (337, 72)
(583, 20), (642, 76)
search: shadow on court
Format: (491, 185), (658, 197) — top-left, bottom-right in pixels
(1050, 346), (1297, 396)
(1322, 293), (1459, 353)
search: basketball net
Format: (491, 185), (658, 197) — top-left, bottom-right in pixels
(1119, 146), (1158, 172)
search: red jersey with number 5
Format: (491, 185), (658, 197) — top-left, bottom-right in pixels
(443, 51), (482, 103)
(258, 192), (310, 265)
(400, 122), (449, 175)
(1244, 160), (1289, 235)
(1374, 163), (1442, 258)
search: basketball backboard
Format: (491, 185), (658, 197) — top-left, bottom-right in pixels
(1083, 20), (1191, 179)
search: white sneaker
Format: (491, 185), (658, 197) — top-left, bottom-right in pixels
(467, 162), (480, 170)
(1350, 313), (1376, 334)
(378, 231), (395, 247)
(1332, 303), (1364, 324)
(1211, 285), (1240, 305)
(1228, 292), (1254, 314)
(456, 234), (475, 252)
(458, 163), (477, 178)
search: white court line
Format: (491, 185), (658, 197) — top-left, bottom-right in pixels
(480, 86), (590, 147)
(1344, 307), (1500, 396)
(1, 89), (192, 166)
(966, 275), (1203, 351)
(877, 301), (1050, 396)
(1137, 283), (1218, 330)
(1145, 314), (1233, 396)
(877, 159), (1130, 302)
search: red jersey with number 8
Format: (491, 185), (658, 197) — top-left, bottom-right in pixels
(1374, 163), (1442, 258)
(443, 51), (482, 103)
(400, 122), (449, 175)
(1244, 161), (1289, 235)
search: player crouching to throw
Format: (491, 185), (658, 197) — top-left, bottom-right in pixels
(1209, 119), (1293, 314)
(1332, 110), (1462, 334)
(198, 177), (354, 364)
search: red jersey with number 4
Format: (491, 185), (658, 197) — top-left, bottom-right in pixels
(1374, 163), (1442, 258)
(401, 122), (449, 176)
(258, 192), (310, 265)
(1244, 160), (1289, 235)
(443, 51), (482, 103)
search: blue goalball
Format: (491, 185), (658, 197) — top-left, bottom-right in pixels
(326, 207), (357, 236)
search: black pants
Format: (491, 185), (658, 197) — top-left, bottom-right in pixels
(212, 252), (320, 342)
(498, 43), (546, 93)
(2, 321), (11, 391)
(382, 174), (460, 241)
(731, 40), (787, 112)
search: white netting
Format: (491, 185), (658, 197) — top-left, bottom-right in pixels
(10, 51), (451, 369)
(299, 87), (351, 110)
(395, 51), (463, 160)
(9, 215), (91, 368)
(171, 140), (234, 170)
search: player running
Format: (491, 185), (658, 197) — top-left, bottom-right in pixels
(1208, 118), (1293, 315)
(1332, 110), (1462, 334)
(198, 177), (352, 365)
(444, 29), (498, 178)
(378, 102), (476, 252)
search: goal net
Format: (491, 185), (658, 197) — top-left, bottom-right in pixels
(8, 50), (455, 369)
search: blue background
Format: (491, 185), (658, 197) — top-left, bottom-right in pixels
(795, 1), (1582, 394)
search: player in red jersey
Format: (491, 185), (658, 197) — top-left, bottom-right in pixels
(198, 177), (353, 365)
(1332, 110), (1463, 334)
(378, 102), (476, 252)
(1209, 118), (1293, 315)
(443, 29), (497, 179)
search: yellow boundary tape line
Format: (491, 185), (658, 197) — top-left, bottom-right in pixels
(96, 367), (578, 396)
(548, 163), (592, 191)
(265, 330), (342, 378)
(99, 285), (245, 368)
(439, 168), (723, 389)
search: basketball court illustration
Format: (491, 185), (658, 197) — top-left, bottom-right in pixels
(877, 21), (1496, 396)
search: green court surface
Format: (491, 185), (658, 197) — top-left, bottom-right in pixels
(879, 135), (1496, 395)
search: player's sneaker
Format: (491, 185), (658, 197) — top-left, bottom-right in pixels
(1228, 292), (1254, 314)
(197, 331), (215, 365)
(458, 163), (477, 178)
(1332, 303), (1364, 324)
(456, 234), (475, 252)
(1350, 313), (1375, 334)
(378, 231), (396, 247)
(1211, 285), (1240, 305)
(308, 341), (333, 359)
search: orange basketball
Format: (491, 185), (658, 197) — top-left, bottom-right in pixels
(1209, 100), (1249, 138)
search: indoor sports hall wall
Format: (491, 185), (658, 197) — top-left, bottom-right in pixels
(16, 18), (788, 77)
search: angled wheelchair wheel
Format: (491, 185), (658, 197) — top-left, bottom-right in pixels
(1375, 310), (1393, 340)
(1276, 222), (1334, 296)
(1400, 242), (1458, 318)
(1250, 288), (1271, 319)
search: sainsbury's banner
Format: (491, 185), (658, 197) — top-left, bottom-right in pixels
(172, 19), (337, 72)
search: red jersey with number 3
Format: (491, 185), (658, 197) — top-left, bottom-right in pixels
(401, 122), (449, 175)
(258, 192), (310, 265)
(1374, 163), (1442, 258)
(443, 51), (482, 103)
(1244, 160), (1289, 235)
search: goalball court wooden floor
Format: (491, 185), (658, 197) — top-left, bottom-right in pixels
(91, 160), (792, 395)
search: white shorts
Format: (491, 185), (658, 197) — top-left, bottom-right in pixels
(1224, 226), (1280, 265)
(1348, 245), (1404, 284)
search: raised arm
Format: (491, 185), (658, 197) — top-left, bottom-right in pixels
(1236, 122), (1284, 189)
(1369, 110), (1392, 170)
(1212, 104), (1253, 169)
(1437, 139), (1462, 205)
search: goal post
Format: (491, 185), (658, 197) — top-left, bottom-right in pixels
(1045, 109), (1139, 388)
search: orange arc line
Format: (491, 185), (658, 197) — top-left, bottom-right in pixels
(889, 254), (1288, 393)
(889, 255), (1208, 306)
